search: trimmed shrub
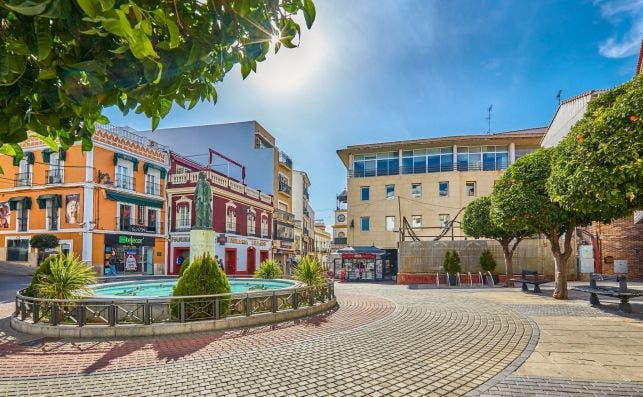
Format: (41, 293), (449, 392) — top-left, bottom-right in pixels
(172, 254), (231, 319)
(443, 250), (462, 274)
(292, 256), (324, 287)
(35, 254), (96, 299)
(29, 234), (59, 264)
(23, 255), (59, 297)
(480, 249), (497, 273)
(254, 259), (282, 279)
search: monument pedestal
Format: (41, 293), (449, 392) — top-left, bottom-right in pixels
(190, 229), (215, 260)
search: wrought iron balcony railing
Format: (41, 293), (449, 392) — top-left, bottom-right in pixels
(45, 169), (64, 184)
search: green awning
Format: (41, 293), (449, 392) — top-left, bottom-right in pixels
(36, 194), (61, 209)
(42, 148), (66, 163)
(8, 196), (31, 210)
(114, 153), (139, 171)
(106, 191), (163, 208)
(13, 152), (34, 167)
(143, 162), (167, 179)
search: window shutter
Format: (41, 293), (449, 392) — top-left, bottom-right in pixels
(42, 149), (53, 163)
(27, 152), (35, 164)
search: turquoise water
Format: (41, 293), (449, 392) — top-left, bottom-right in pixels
(92, 279), (294, 297)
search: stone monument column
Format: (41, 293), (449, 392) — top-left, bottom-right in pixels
(190, 172), (215, 261)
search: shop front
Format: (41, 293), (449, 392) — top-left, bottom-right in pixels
(273, 240), (296, 274)
(168, 233), (190, 275)
(332, 246), (386, 282)
(104, 234), (156, 275)
(215, 234), (272, 276)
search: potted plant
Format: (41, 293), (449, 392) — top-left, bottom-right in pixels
(443, 250), (462, 286)
(479, 249), (499, 285)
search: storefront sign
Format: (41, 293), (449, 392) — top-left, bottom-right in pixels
(341, 253), (376, 259)
(226, 235), (270, 247)
(128, 225), (149, 233)
(171, 235), (190, 243)
(105, 234), (155, 247)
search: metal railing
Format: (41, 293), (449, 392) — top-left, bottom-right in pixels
(226, 222), (236, 233)
(17, 216), (28, 232)
(274, 209), (295, 223)
(347, 162), (507, 178)
(115, 173), (135, 190)
(278, 182), (292, 195)
(279, 151), (293, 169)
(15, 172), (31, 187)
(333, 237), (348, 245)
(47, 216), (59, 231)
(13, 281), (335, 328)
(145, 181), (161, 196)
(45, 169), (64, 184)
(117, 217), (162, 233)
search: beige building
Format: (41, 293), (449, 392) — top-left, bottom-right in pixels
(273, 150), (296, 266)
(336, 128), (545, 269)
(313, 220), (332, 268)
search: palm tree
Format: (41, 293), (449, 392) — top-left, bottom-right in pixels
(36, 254), (96, 300)
(254, 259), (283, 279)
(292, 256), (324, 287)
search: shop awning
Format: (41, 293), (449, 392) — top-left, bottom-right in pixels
(36, 194), (62, 209)
(143, 162), (167, 179)
(8, 196), (32, 210)
(106, 191), (163, 208)
(336, 245), (385, 259)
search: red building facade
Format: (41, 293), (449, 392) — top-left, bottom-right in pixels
(167, 153), (273, 275)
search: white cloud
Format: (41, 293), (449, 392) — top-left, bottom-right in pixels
(596, 0), (643, 58)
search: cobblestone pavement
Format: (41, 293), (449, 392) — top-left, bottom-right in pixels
(0, 282), (641, 396)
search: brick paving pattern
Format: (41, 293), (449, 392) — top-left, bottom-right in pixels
(0, 282), (641, 396)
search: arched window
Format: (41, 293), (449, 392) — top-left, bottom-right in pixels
(338, 231), (346, 238)
(226, 207), (236, 233)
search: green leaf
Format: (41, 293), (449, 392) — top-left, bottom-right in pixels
(5, 0), (51, 16)
(240, 62), (251, 79)
(75, 0), (98, 17)
(303, 0), (316, 29)
(35, 134), (59, 151)
(35, 19), (52, 60)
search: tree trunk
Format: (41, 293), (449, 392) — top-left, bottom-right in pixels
(500, 241), (514, 288)
(549, 222), (576, 300)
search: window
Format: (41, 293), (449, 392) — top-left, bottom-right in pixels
(439, 214), (450, 227)
(465, 181), (476, 196)
(482, 145), (509, 171)
(361, 186), (370, 201)
(402, 147), (453, 174)
(147, 208), (158, 233)
(247, 212), (256, 235)
(145, 173), (159, 195)
(226, 207), (236, 232)
(46, 199), (59, 231)
(137, 205), (145, 225)
(337, 231), (346, 238)
(177, 204), (190, 230)
(16, 201), (28, 232)
(439, 181), (449, 197)
(515, 147), (535, 160)
(17, 158), (32, 187)
(176, 165), (189, 174)
(48, 152), (63, 184)
(457, 147), (482, 171)
(353, 152), (399, 177)
(261, 216), (269, 237)
(360, 216), (370, 231)
(411, 183), (422, 198)
(385, 216), (395, 231)
(116, 164), (133, 190)
(385, 184), (395, 199)
(412, 215), (422, 228)
(119, 203), (132, 231)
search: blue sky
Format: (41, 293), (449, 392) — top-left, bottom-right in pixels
(105, 0), (643, 226)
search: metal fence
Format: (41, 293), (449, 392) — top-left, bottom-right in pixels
(14, 282), (335, 327)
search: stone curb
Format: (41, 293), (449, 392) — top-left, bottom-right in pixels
(11, 298), (338, 339)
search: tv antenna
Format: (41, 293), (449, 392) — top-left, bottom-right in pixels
(485, 105), (493, 134)
(556, 90), (562, 105)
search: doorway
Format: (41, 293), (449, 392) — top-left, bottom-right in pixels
(260, 250), (269, 264)
(247, 247), (256, 275)
(225, 248), (237, 275)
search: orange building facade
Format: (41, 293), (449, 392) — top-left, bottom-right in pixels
(0, 125), (169, 275)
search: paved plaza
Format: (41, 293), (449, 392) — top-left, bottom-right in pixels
(0, 266), (642, 396)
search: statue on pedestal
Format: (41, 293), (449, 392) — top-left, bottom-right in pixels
(194, 172), (212, 229)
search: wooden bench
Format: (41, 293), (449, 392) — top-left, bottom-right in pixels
(511, 270), (548, 293)
(573, 274), (642, 313)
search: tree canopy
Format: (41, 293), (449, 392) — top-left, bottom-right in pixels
(547, 75), (642, 223)
(462, 196), (533, 241)
(0, 0), (316, 158)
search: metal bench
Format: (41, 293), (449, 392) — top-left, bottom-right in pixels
(573, 274), (642, 313)
(511, 270), (548, 293)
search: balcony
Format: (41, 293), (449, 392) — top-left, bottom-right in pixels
(145, 181), (161, 196)
(47, 216), (59, 231)
(333, 237), (348, 245)
(45, 169), (64, 184)
(115, 173), (135, 191)
(226, 222), (236, 234)
(15, 172), (31, 187)
(279, 151), (293, 169)
(117, 217), (162, 234)
(303, 189), (309, 200)
(274, 209), (295, 224)
(173, 219), (191, 232)
(17, 217), (28, 232)
(303, 208), (310, 218)
(278, 181), (291, 195)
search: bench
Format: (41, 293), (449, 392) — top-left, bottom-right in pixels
(511, 270), (548, 293)
(573, 274), (642, 313)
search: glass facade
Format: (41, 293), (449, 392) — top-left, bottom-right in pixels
(352, 145), (512, 177)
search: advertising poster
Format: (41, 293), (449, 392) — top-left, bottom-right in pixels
(0, 202), (9, 229)
(65, 194), (80, 224)
(578, 245), (594, 274)
(124, 249), (139, 271)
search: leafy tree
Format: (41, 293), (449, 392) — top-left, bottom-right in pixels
(548, 75), (643, 222)
(178, 259), (190, 277)
(462, 196), (534, 286)
(172, 253), (231, 319)
(0, 0), (316, 155)
(491, 149), (590, 299)
(23, 254), (58, 297)
(479, 249), (497, 274)
(443, 250), (461, 274)
(29, 233), (59, 263)
(254, 259), (282, 279)
(36, 254), (96, 299)
(292, 256), (323, 287)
